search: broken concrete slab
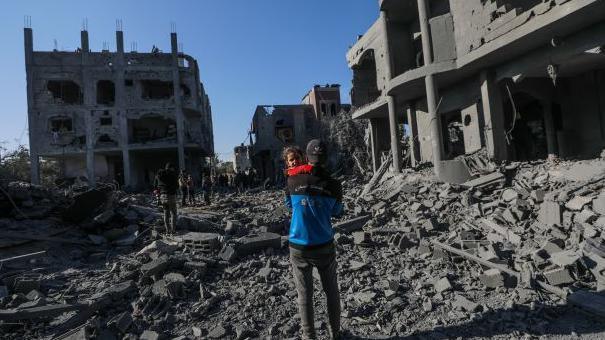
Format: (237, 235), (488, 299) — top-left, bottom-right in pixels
(352, 231), (371, 245)
(543, 267), (575, 286)
(592, 192), (605, 215)
(141, 256), (170, 278)
(434, 277), (453, 293)
(452, 294), (480, 312)
(565, 195), (594, 211)
(461, 172), (505, 190)
(333, 215), (371, 234)
(538, 200), (563, 226)
(480, 269), (505, 289)
(237, 232), (281, 256)
(0, 304), (81, 321)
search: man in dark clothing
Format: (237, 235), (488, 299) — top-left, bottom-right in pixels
(154, 163), (178, 235)
(178, 170), (188, 206)
(285, 139), (343, 340)
(201, 175), (211, 205)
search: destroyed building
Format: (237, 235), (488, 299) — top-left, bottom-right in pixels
(24, 27), (214, 189)
(249, 104), (319, 182)
(232, 143), (252, 173)
(347, 0), (605, 176)
(301, 84), (344, 119)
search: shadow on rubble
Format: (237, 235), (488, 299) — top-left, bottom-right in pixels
(351, 301), (605, 340)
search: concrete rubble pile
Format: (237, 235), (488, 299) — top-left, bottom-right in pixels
(2, 157), (605, 339)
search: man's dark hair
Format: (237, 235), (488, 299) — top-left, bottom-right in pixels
(306, 139), (327, 165)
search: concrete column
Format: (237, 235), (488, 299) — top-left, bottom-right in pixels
(81, 30), (89, 52)
(369, 119), (381, 172)
(24, 28), (40, 184)
(480, 71), (508, 160)
(81, 30), (96, 187)
(85, 112), (96, 187)
(406, 102), (421, 166)
(171, 33), (186, 173)
(379, 10), (402, 172)
(387, 96), (401, 171)
(417, 0), (444, 178)
(115, 30), (132, 187)
(541, 100), (558, 159)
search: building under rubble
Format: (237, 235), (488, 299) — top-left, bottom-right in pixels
(348, 0), (605, 177)
(24, 27), (214, 189)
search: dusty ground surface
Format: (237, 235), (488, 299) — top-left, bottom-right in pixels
(2, 157), (605, 339)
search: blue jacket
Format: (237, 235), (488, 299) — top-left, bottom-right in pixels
(285, 165), (343, 248)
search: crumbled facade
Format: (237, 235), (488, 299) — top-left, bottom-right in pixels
(301, 84), (343, 119)
(249, 105), (319, 182)
(24, 28), (214, 189)
(348, 0), (605, 177)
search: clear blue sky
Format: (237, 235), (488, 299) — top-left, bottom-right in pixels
(0, 1), (377, 160)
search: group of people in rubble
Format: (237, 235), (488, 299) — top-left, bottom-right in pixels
(154, 139), (345, 339)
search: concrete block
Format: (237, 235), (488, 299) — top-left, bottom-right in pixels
(566, 195), (593, 211)
(140, 330), (162, 340)
(541, 238), (565, 256)
(238, 232), (281, 255)
(141, 256), (170, 278)
(353, 231), (371, 245)
(538, 200), (562, 226)
(502, 189), (519, 202)
(218, 245), (237, 262)
(543, 267), (574, 286)
(480, 269), (505, 288)
(593, 193), (605, 215)
(333, 215), (371, 234)
(434, 277), (453, 293)
(531, 189), (545, 203)
(179, 232), (220, 251)
(423, 217), (439, 231)
(452, 294), (480, 312)
(575, 209), (597, 224)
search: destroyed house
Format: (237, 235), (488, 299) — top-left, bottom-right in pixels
(24, 27), (214, 189)
(348, 0), (605, 176)
(249, 105), (319, 182)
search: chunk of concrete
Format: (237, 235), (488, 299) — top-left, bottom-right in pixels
(352, 231), (371, 245)
(218, 245), (237, 262)
(565, 195), (593, 211)
(333, 215), (371, 234)
(538, 200), (562, 226)
(238, 232), (281, 255)
(452, 294), (480, 312)
(434, 277), (453, 293)
(480, 269), (505, 289)
(543, 267), (574, 286)
(502, 189), (519, 202)
(593, 193), (605, 215)
(141, 256), (170, 278)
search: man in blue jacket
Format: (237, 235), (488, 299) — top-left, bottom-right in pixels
(285, 139), (343, 340)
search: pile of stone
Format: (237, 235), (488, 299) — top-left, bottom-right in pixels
(2, 157), (605, 339)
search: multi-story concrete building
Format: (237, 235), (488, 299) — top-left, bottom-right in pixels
(301, 84), (343, 119)
(24, 27), (214, 189)
(348, 0), (605, 178)
(249, 104), (319, 182)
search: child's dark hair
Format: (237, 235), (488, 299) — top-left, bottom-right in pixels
(282, 145), (303, 163)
